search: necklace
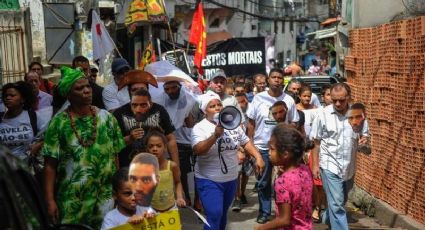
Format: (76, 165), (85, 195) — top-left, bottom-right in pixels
(67, 106), (97, 147)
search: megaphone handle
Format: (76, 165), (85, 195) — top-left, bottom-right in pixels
(217, 138), (228, 174)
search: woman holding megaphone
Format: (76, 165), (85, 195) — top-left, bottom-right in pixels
(191, 92), (265, 230)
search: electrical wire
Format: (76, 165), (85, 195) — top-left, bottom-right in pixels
(203, 0), (320, 22)
(180, 0), (196, 5)
(245, 0), (288, 10)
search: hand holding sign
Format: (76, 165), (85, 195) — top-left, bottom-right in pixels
(110, 210), (181, 230)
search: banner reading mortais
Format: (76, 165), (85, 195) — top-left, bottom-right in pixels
(125, 0), (168, 26)
(109, 210), (181, 230)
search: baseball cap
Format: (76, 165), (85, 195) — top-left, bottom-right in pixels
(111, 58), (131, 73)
(210, 69), (227, 81)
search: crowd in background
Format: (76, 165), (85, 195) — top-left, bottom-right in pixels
(0, 55), (367, 230)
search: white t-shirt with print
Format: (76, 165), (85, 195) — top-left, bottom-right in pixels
(0, 110), (50, 159)
(101, 206), (155, 230)
(191, 118), (249, 182)
(246, 91), (299, 150)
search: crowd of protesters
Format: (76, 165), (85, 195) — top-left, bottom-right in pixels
(0, 55), (368, 230)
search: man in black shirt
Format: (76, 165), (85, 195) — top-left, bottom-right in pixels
(113, 72), (179, 167)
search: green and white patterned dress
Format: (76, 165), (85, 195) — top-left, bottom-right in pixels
(42, 108), (125, 229)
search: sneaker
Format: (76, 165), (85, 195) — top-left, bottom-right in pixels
(231, 199), (242, 212)
(240, 194), (248, 204)
(256, 215), (268, 224)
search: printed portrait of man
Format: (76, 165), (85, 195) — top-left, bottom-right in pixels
(129, 152), (160, 207)
(347, 102), (366, 133)
(270, 101), (288, 123)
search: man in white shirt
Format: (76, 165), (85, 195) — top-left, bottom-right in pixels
(152, 80), (197, 204)
(24, 71), (52, 110)
(310, 83), (369, 230)
(103, 58), (131, 111)
(246, 68), (299, 223)
(207, 70), (245, 123)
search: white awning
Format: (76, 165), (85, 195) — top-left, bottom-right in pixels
(307, 27), (336, 40)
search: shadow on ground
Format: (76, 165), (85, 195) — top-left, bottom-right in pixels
(180, 176), (401, 230)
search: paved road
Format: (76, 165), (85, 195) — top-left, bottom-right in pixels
(179, 176), (403, 229)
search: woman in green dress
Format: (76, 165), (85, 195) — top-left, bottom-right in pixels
(42, 67), (126, 229)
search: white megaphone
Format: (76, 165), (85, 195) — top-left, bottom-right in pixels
(213, 106), (242, 130)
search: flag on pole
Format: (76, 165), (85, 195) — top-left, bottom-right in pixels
(125, 0), (168, 27)
(91, 10), (116, 61)
(188, 1), (206, 74)
(139, 41), (156, 70)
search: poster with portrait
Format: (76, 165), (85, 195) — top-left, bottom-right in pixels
(347, 103), (371, 154)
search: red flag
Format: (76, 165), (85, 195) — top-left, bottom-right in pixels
(189, 1), (206, 74)
(96, 24), (102, 36)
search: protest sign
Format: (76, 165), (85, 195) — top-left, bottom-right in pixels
(161, 49), (191, 75)
(160, 37), (266, 79)
(110, 209), (181, 230)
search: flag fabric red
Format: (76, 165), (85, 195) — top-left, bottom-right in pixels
(96, 24), (102, 36)
(188, 1), (206, 74)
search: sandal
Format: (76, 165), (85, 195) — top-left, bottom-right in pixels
(312, 207), (321, 223)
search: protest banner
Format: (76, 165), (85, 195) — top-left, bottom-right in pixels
(161, 49), (191, 75)
(125, 0), (168, 26)
(160, 37), (266, 79)
(110, 209), (181, 230)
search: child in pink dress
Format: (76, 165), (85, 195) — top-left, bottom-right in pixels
(255, 124), (313, 230)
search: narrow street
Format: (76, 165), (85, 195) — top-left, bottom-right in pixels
(1, 1), (425, 230)
(180, 177), (402, 229)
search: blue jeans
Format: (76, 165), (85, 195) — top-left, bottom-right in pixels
(320, 168), (354, 230)
(256, 149), (272, 217)
(196, 177), (237, 230)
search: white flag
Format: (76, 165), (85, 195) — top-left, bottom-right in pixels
(91, 10), (115, 61)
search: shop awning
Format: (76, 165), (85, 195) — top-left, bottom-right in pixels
(321, 17), (339, 26)
(306, 27), (336, 40)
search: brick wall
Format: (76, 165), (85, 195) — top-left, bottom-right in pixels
(347, 16), (425, 224)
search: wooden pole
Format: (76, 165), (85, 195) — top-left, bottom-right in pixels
(160, 0), (177, 59)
